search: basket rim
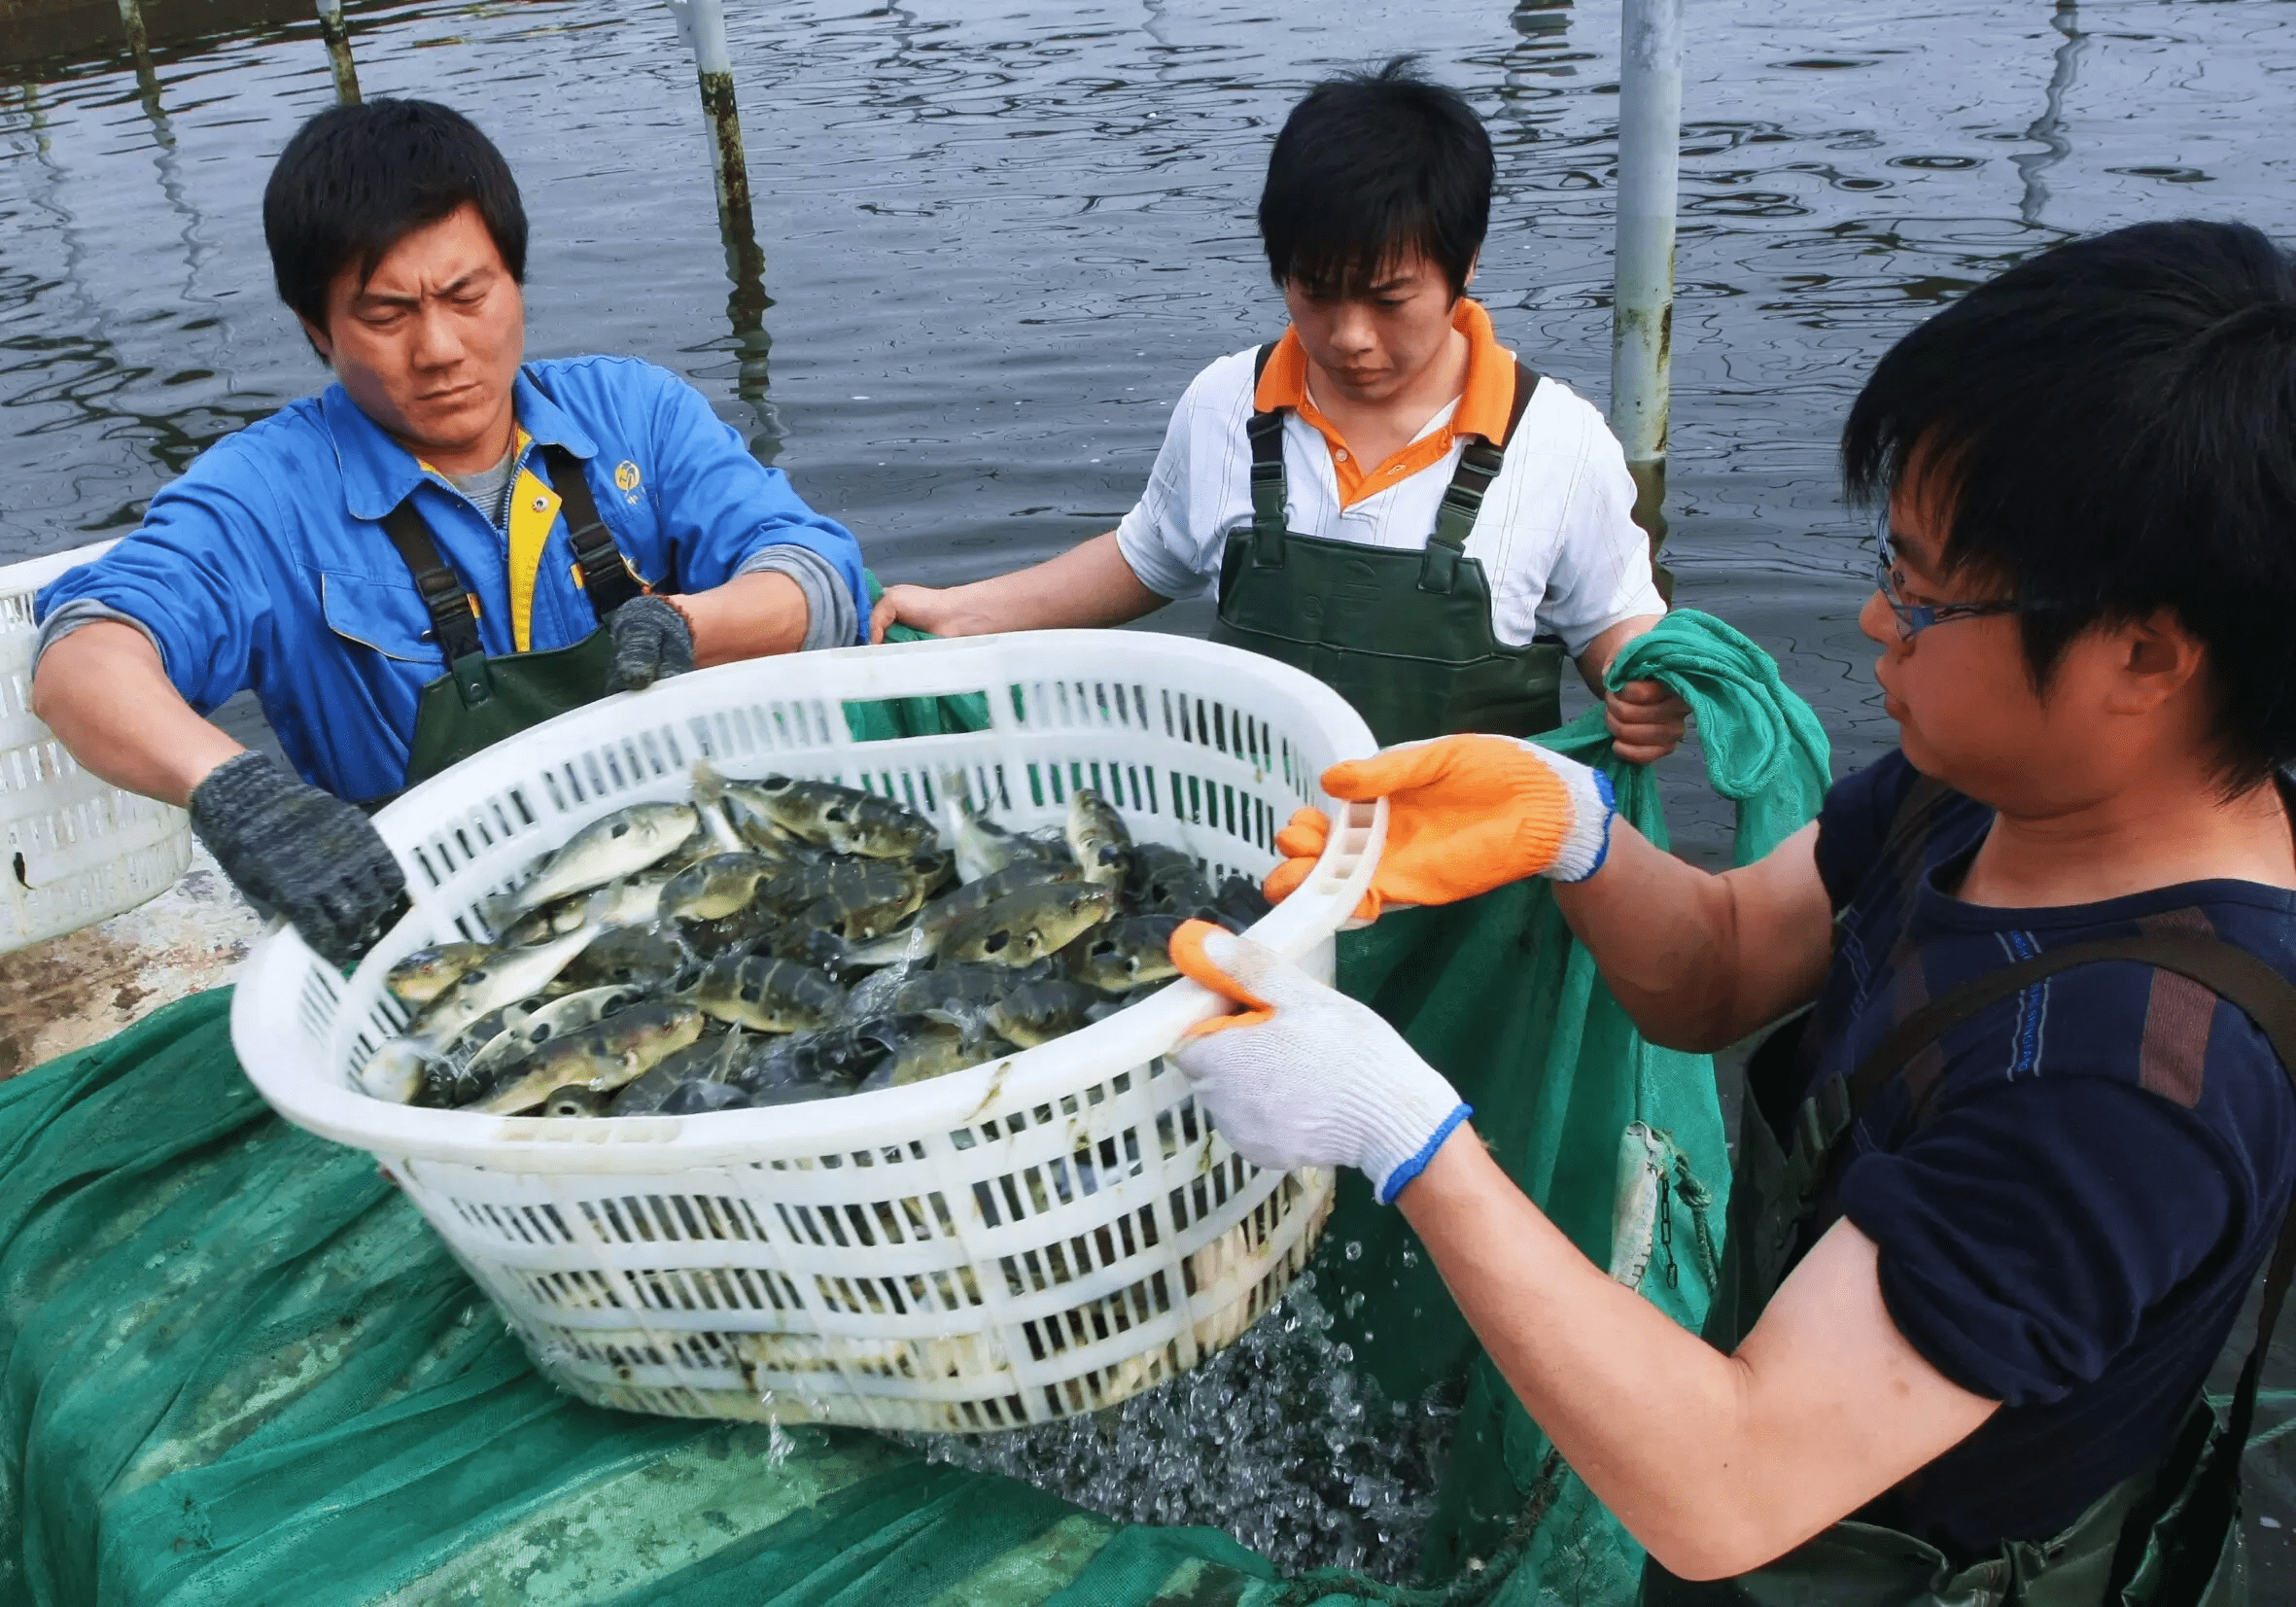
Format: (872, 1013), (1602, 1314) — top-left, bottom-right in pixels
(230, 629), (1385, 1170)
(0, 538), (122, 604)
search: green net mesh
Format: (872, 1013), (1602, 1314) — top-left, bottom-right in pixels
(1, 610), (1836, 1606)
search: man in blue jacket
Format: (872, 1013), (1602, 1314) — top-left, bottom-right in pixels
(31, 99), (867, 964)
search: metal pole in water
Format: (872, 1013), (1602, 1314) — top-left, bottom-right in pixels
(116, 0), (160, 103)
(115, 0), (148, 58)
(1609, 0), (1683, 560)
(666, 0), (775, 450)
(666, 0), (758, 254)
(316, 0), (362, 105)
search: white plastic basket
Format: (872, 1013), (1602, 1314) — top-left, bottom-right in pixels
(0, 541), (193, 955)
(231, 631), (1385, 1433)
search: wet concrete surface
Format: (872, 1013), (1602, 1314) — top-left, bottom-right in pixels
(0, 839), (259, 1080)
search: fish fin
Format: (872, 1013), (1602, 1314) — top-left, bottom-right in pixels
(698, 799), (745, 855)
(922, 1003), (994, 1036)
(691, 758), (727, 805)
(477, 886), (524, 937)
(709, 1026), (745, 1083)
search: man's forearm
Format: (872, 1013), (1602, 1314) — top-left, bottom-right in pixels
(30, 622), (243, 806)
(1551, 822), (1831, 1052)
(1574, 611), (1663, 693)
(1398, 1132), (1993, 1580)
(904, 532), (1168, 636)
(1400, 1132), (1763, 1572)
(678, 570), (810, 667)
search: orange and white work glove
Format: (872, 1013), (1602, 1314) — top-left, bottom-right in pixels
(1168, 922), (1471, 1205)
(1265, 734), (1617, 917)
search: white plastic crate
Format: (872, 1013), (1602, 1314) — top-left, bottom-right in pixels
(231, 631), (1385, 1433)
(0, 541), (193, 955)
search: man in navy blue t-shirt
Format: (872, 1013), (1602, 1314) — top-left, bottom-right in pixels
(1158, 217), (2296, 1599)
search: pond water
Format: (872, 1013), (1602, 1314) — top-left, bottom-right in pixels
(12, 0), (2294, 807)
(5, 0), (2295, 1585)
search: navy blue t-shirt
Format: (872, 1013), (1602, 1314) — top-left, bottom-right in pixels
(1790, 751), (2296, 1558)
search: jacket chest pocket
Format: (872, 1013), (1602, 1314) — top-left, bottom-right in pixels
(320, 569), (448, 668)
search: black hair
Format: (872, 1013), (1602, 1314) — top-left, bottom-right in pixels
(1842, 219), (2296, 790)
(261, 98), (527, 334)
(1258, 56), (1491, 299)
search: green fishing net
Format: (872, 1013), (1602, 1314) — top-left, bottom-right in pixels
(0, 610), (1849, 1606)
(1307, 609), (1831, 1600)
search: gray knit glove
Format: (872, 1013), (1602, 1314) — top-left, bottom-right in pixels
(188, 752), (406, 965)
(606, 595), (695, 693)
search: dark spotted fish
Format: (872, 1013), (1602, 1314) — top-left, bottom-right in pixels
(1127, 843), (1214, 916)
(386, 942), (489, 1008)
(473, 1002), (705, 1115)
(689, 955), (845, 1032)
(988, 978), (1105, 1048)
(729, 775), (937, 860)
(942, 883), (1119, 967)
(1068, 916), (1186, 995)
(1065, 787), (1131, 888)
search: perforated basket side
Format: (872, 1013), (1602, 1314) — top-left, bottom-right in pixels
(0, 544), (193, 954)
(230, 632), (1381, 1429)
(386, 1058), (1336, 1432)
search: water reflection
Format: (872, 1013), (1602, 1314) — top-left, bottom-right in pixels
(723, 215), (777, 449)
(2, 0), (2293, 799)
(2013, 1), (2087, 228)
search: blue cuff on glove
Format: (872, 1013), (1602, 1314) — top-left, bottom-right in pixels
(1375, 1101), (1474, 1205)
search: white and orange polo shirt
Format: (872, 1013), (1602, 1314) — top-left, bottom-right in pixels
(1113, 298), (1662, 653)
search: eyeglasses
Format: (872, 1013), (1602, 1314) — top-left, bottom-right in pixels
(1869, 507), (2048, 641)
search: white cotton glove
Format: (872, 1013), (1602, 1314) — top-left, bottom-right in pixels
(1167, 924), (1472, 1205)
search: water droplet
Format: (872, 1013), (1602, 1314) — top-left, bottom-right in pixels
(889, 1283), (1453, 1581)
(1343, 1240), (1363, 1262)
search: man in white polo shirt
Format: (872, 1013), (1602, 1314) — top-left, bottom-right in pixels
(874, 58), (1687, 761)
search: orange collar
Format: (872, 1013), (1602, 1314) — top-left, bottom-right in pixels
(1251, 299), (1515, 508)
(1252, 297), (1517, 446)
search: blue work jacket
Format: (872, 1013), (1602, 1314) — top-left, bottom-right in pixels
(36, 356), (866, 802)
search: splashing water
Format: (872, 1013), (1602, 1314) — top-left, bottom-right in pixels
(911, 1273), (1458, 1583)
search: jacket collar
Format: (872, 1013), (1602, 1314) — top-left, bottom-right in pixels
(326, 366), (599, 522)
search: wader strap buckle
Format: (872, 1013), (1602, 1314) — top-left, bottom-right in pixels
(1421, 361), (1541, 591)
(448, 648), (495, 707)
(1785, 1073), (1855, 1191)
(1244, 402), (1289, 567)
(380, 499), (491, 709)
(539, 441), (646, 618)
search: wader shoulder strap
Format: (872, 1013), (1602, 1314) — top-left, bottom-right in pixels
(1848, 932), (2296, 1121)
(520, 366), (646, 619)
(539, 443), (645, 618)
(1244, 343), (1287, 566)
(1423, 361), (1541, 591)
(379, 501), (494, 709)
(1745, 774), (1955, 1134)
(1797, 927), (2296, 1588)
(1792, 931), (2296, 1178)
(1240, 347), (1546, 586)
